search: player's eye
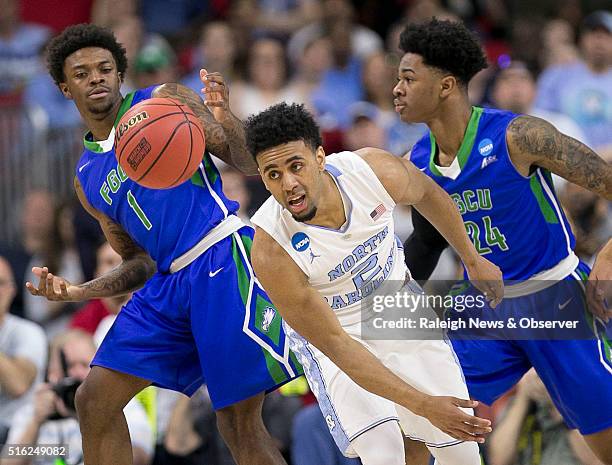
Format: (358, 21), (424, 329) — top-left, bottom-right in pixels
(292, 163), (303, 172)
(101, 67), (113, 73)
(268, 171), (280, 180)
(75, 72), (86, 79)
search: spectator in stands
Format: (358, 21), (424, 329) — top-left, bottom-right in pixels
(559, 183), (612, 264)
(133, 36), (178, 90)
(534, 11), (612, 155)
(110, 15), (145, 93)
(2, 330), (153, 465)
(539, 19), (579, 70)
(0, 255), (47, 444)
(287, 33), (332, 112)
(491, 60), (587, 143)
(70, 241), (130, 335)
(91, 0), (138, 28)
(361, 52), (426, 155)
(23, 198), (83, 338)
(291, 404), (360, 465)
(487, 369), (604, 465)
(233, 0), (321, 39)
(343, 101), (387, 152)
(183, 22), (239, 94)
(220, 167), (252, 224)
(0, 0), (51, 98)
(231, 37), (302, 119)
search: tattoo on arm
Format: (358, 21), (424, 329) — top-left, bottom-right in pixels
(154, 83), (228, 156)
(78, 217), (156, 297)
(153, 83), (257, 174)
(508, 116), (612, 199)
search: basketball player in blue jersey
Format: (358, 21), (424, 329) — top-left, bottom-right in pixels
(24, 24), (301, 465)
(393, 19), (612, 464)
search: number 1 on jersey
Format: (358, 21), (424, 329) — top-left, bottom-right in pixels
(127, 190), (153, 230)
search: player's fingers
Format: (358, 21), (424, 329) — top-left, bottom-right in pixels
(32, 266), (45, 278)
(38, 267), (49, 294)
(451, 397), (479, 409)
(447, 428), (482, 443)
(204, 100), (225, 107)
(202, 74), (225, 85)
(46, 273), (57, 298)
(25, 282), (40, 295)
(59, 280), (68, 298)
(462, 421), (492, 435)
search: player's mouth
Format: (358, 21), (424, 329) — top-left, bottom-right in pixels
(88, 87), (110, 100)
(287, 194), (307, 214)
(394, 100), (406, 113)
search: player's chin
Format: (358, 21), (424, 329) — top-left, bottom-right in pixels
(291, 205), (317, 223)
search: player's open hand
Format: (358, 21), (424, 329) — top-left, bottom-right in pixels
(465, 256), (504, 308)
(200, 69), (230, 123)
(421, 396), (492, 443)
(25, 267), (85, 302)
(586, 247), (612, 323)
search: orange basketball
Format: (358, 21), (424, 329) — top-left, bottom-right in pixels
(115, 97), (206, 189)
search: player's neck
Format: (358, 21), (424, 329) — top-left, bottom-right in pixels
(84, 98), (123, 142)
(305, 172), (346, 229)
(428, 100), (473, 167)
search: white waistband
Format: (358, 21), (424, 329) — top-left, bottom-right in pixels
(504, 252), (580, 298)
(169, 215), (245, 273)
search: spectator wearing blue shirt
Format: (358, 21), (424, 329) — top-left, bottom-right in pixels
(534, 11), (612, 154)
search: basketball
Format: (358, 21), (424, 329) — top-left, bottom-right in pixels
(115, 97), (206, 189)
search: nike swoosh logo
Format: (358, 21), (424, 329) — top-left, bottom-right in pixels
(78, 161), (92, 172)
(209, 268), (223, 278)
(558, 298), (572, 310)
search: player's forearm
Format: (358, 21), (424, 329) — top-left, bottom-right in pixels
(413, 182), (479, 267)
(77, 254), (155, 299)
(0, 355), (35, 398)
(218, 112), (258, 175)
(308, 325), (430, 415)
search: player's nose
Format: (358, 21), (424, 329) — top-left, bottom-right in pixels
(281, 172), (299, 192)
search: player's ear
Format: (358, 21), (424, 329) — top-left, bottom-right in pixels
(118, 71), (124, 83)
(315, 146), (326, 170)
(439, 75), (457, 99)
(59, 82), (72, 100)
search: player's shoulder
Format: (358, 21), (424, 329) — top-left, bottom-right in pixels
(406, 132), (431, 169)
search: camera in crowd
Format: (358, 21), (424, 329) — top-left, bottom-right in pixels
(48, 377), (81, 420)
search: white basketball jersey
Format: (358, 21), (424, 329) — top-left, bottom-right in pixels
(251, 151), (409, 326)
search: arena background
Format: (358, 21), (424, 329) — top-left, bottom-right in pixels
(0, 1), (610, 464)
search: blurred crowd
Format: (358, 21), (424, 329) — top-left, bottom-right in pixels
(0, 0), (610, 464)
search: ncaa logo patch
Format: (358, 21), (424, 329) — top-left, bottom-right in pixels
(291, 232), (310, 252)
(478, 138), (494, 157)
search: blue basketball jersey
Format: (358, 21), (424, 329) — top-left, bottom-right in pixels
(75, 86), (239, 272)
(410, 107), (575, 280)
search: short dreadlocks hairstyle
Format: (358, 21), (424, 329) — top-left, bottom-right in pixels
(399, 18), (487, 86)
(46, 23), (128, 86)
(245, 103), (323, 159)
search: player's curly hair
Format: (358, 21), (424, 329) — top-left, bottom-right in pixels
(46, 23), (128, 85)
(399, 18), (487, 85)
(245, 103), (323, 158)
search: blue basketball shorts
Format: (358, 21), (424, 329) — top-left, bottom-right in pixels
(449, 261), (612, 434)
(92, 226), (303, 409)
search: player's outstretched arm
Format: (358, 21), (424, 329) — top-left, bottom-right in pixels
(506, 115), (612, 200)
(252, 227), (492, 443)
(153, 82), (258, 176)
(357, 147), (504, 307)
(25, 178), (156, 302)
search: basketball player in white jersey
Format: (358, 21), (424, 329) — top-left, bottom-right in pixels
(247, 103), (503, 465)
